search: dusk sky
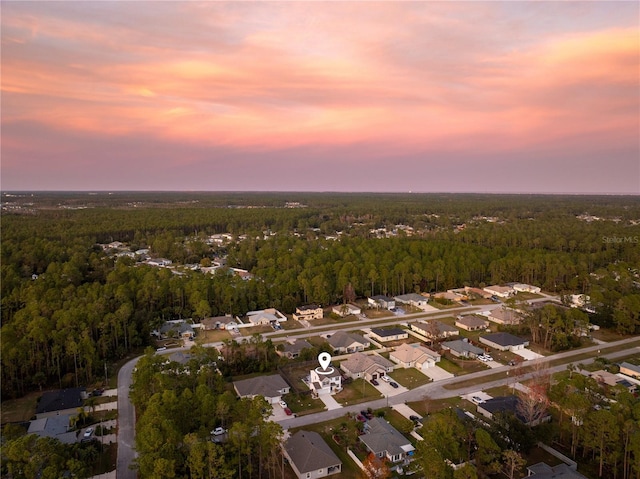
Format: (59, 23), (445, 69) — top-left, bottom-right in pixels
(2, 1), (639, 194)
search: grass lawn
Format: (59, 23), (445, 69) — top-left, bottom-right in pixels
(283, 393), (325, 416)
(438, 355), (489, 376)
(1, 390), (40, 424)
(334, 379), (382, 406)
(376, 407), (415, 435)
(407, 396), (462, 416)
(590, 328), (631, 343)
(195, 329), (231, 344)
(388, 368), (431, 389)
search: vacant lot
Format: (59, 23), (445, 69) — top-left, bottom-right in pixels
(438, 355), (489, 376)
(389, 368), (431, 389)
(334, 379), (382, 406)
(1, 391), (40, 424)
(196, 329), (231, 344)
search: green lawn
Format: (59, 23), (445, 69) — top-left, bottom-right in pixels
(388, 368), (431, 389)
(438, 355), (489, 376)
(195, 329), (231, 344)
(283, 393), (325, 416)
(407, 397), (462, 417)
(334, 379), (382, 406)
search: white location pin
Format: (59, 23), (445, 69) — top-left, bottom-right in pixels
(318, 352), (332, 371)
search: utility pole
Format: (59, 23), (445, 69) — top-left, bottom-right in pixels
(104, 361), (108, 387)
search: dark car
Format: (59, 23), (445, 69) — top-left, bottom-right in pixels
(370, 378), (379, 386)
(356, 414), (367, 422)
(389, 381), (399, 388)
(409, 415), (421, 422)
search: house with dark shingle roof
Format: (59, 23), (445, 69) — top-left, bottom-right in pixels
(369, 327), (408, 342)
(283, 430), (342, 478)
(479, 332), (529, 351)
(277, 339), (314, 359)
(233, 374), (290, 404)
(411, 320), (458, 340)
(36, 388), (85, 417)
(477, 395), (551, 426)
(359, 417), (415, 466)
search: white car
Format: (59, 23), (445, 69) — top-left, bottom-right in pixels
(211, 427), (227, 436)
(83, 427), (94, 438)
(279, 400), (287, 408)
(471, 396), (485, 404)
(483, 355), (494, 361)
(477, 355), (488, 362)
(380, 375), (391, 383)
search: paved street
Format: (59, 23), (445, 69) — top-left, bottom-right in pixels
(116, 356), (142, 479)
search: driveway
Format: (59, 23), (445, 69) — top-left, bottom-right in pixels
(375, 379), (408, 397)
(318, 394), (342, 410)
(392, 403), (422, 420)
(514, 348), (544, 360)
(422, 366), (454, 381)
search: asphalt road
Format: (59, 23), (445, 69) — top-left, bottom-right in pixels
(117, 356), (142, 479)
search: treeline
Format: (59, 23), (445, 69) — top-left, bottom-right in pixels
(2, 194), (639, 397)
(130, 347), (283, 479)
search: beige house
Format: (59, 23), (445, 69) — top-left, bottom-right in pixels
(411, 320), (459, 341)
(340, 352), (394, 381)
(293, 305), (323, 321)
(620, 362), (640, 379)
(331, 303), (361, 317)
(455, 315), (490, 331)
(482, 308), (523, 325)
(483, 285), (515, 298)
(390, 343), (440, 371)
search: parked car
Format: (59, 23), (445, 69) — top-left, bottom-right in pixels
(370, 378), (379, 386)
(477, 355), (488, 362)
(483, 355), (493, 361)
(284, 408), (293, 416)
(83, 427), (94, 438)
(389, 381), (399, 389)
(356, 414), (367, 422)
(361, 410), (373, 420)
(380, 375), (391, 382)
(279, 400), (287, 408)
(409, 415), (421, 422)
(471, 396), (485, 404)
(211, 427), (227, 436)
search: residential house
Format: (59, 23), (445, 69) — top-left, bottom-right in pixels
(156, 320), (195, 340)
(590, 370), (637, 393)
(619, 362), (640, 379)
(201, 315), (235, 331)
(526, 463), (588, 479)
(293, 305), (324, 321)
(411, 320), (458, 341)
(394, 293), (429, 310)
(513, 283), (541, 294)
(463, 286), (493, 299)
(368, 295), (396, 310)
(246, 308), (287, 326)
(479, 332), (529, 351)
(309, 367), (342, 396)
(331, 303), (361, 317)
(327, 331), (370, 354)
(28, 414), (77, 444)
(278, 339), (314, 359)
(36, 388), (85, 418)
(455, 315), (490, 332)
(369, 327), (408, 342)
(482, 307), (523, 325)
(483, 285), (515, 298)
(441, 339), (484, 359)
(340, 352), (395, 381)
(147, 257), (173, 267)
(359, 418), (415, 466)
(476, 395), (551, 427)
(432, 291), (463, 302)
(283, 430), (342, 479)
(390, 343), (440, 371)
(233, 374), (291, 404)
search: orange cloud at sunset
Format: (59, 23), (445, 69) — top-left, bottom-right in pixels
(1, 1), (638, 193)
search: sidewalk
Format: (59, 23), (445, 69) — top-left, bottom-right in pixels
(318, 394), (342, 411)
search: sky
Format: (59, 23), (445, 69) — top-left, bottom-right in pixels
(1, 1), (639, 194)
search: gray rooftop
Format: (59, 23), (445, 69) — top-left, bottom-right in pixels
(359, 417), (414, 457)
(442, 339), (484, 355)
(327, 331), (368, 349)
(233, 374), (289, 399)
(284, 430), (341, 473)
(371, 327), (406, 337)
(481, 332), (527, 347)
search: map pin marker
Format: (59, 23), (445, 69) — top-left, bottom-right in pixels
(318, 352), (331, 371)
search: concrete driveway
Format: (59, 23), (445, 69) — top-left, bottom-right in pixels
(422, 366), (454, 381)
(514, 348), (544, 360)
(375, 379), (408, 396)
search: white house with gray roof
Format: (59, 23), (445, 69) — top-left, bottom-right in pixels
(283, 430), (342, 478)
(233, 374), (290, 404)
(441, 339), (484, 358)
(394, 293), (430, 310)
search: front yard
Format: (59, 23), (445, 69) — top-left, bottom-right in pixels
(388, 368), (431, 388)
(334, 379), (382, 406)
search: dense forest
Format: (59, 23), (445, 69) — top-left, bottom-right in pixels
(1, 192), (639, 397)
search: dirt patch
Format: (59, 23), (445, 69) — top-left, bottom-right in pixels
(1, 391), (40, 424)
